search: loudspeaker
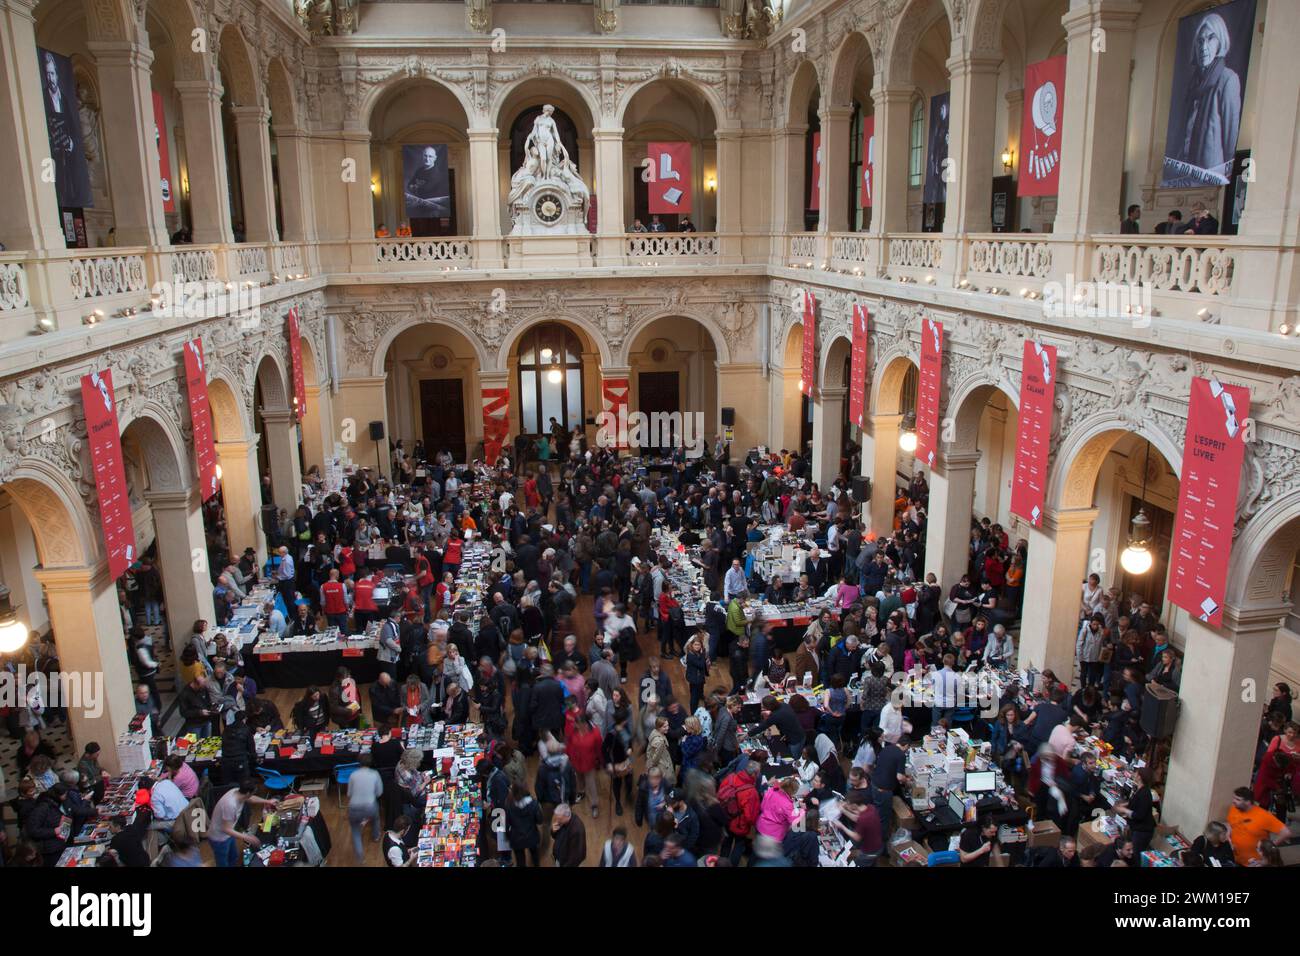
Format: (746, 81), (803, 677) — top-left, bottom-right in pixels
(368, 421), (385, 442)
(721, 465), (739, 485)
(1140, 684), (1179, 739)
(721, 406), (736, 427)
(851, 476), (872, 503)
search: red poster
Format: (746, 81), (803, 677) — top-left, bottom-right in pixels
(800, 290), (816, 398)
(81, 369), (136, 579)
(482, 387), (509, 466)
(1168, 377), (1250, 628)
(287, 307), (306, 419)
(183, 339), (220, 502)
(1010, 339), (1058, 526)
(152, 91), (175, 213)
(848, 303), (869, 427)
(647, 142), (692, 216)
(915, 317), (943, 468)
(1017, 55), (1066, 198)
(602, 377), (629, 450)
(810, 131), (822, 211)
(861, 115), (875, 209)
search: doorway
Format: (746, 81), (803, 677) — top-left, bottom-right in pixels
(419, 378), (467, 462)
(1118, 495), (1173, 611)
(638, 371), (680, 455)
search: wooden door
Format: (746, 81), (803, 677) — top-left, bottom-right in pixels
(419, 378), (466, 462)
(637, 371), (679, 455)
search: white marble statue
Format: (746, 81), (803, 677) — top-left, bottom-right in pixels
(525, 105), (568, 182)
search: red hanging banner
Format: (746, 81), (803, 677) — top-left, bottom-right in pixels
(800, 290), (817, 398)
(152, 91), (176, 214)
(1017, 55), (1066, 198)
(647, 142), (692, 216)
(848, 303), (869, 428)
(1167, 376), (1250, 628)
(602, 377), (630, 450)
(482, 387), (509, 466)
(915, 316), (943, 468)
(861, 115), (875, 209)
(81, 369), (137, 579)
(287, 307), (306, 420)
(810, 131), (822, 211)
(183, 339), (220, 502)
(1010, 339), (1058, 527)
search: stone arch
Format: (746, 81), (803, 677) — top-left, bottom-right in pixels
(785, 58), (820, 127)
(371, 316), (491, 378)
(253, 350), (290, 413)
(361, 74), (475, 135)
(498, 313), (613, 372)
(870, 350), (920, 414)
(827, 31), (876, 109)
(266, 56), (298, 129)
(216, 23), (259, 107)
(84, 0), (133, 41)
(120, 405), (190, 492)
(146, 0), (206, 82)
(945, 377), (1020, 454)
(1225, 490), (1300, 610)
(614, 75), (726, 135)
(1048, 411), (1184, 513)
(820, 330), (854, 388)
(620, 310), (731, 366)
(206, 369), (249, 443)
(491, 72), (601, 133)
(1, 464), (97, 568)
(965, 0), (1014, 57)
(885, 0), (955, 86)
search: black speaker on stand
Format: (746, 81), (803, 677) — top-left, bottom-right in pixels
(369, 421), (385, 479)
(1140, 684), (1179, 739)
(851, 476), (872, 503)
(721, 407), (736, 427)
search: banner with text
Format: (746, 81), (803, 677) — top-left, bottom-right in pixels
(861, 115), (876, 209)
(482, 387), (510, 466)
(602, 377), (630, 449)
(647, 142), (692, 215)
(1010, 340), (1058, 527)
(915, 317), (943, 468)
(183, 339), (220, 502)
(153, 91), (176, 213)
(81, 369), (136, 579)
(287, 307), (306, 419)
(1168, 376), (1249, 627)
(800, 290), (817, 398)
(849, 303), (870, 428)
(1017, 55), (1066, 197)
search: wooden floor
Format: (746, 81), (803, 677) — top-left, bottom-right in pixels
(261, 595), (708, 867)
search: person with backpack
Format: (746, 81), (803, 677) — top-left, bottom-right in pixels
(505, 783), (542, 867)
(718, 759), (763, 864)
(535, 736), (577, 855)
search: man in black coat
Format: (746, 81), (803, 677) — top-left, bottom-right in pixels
(528, 665), (567, 747)
(370, 671), (402, 727)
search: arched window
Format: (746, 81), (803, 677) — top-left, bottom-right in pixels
(848, 100), (866, 231)
(908, 98), (925, 188)
(517, 324), (584, 435)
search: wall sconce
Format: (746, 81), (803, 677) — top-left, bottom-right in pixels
(370, 179), (379, 195)
(1001, 147), (1015, 172)
(705, 175), (717, 193)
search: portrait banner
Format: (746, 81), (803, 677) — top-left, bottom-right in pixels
(810, 131), (822, 211)
(402, 144), (450, 220)
(37, 48), (92, 209)
(153, 91), (175, 213)
(923, 92), (950, 205)
(602, 377), (630, 449)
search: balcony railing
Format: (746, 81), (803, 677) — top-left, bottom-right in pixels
(374, 237), (474, 270)
(624, 232), (719, 264)
(786, 233), (819, 267)
(68, 249), (149, 301)
(829, 232), (871, 274)
(967, 235), (1055, 281)
(887, 234), (943, 273)
(0, 258), (31, 313)
(1090, 236), (1236, 298)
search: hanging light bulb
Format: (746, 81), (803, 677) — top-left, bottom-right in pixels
(1120, 440), (1155, 575)
(547, 368), (563, 384)
(898, 412), (918, 453)
(540, 347), (553, 362)
(0, 585), (28, 654)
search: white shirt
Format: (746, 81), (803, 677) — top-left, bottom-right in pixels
(151, 778), (188, 821)
(499, 491), (514, 512)
(879, 705), (905, 743)
(723, 566), (747, 600)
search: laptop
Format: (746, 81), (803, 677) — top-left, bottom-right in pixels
(965, 770), (997, 794)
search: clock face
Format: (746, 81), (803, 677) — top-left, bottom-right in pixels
(534, 192), (563, 224)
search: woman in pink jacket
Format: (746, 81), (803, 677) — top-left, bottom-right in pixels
(753, 775), (819, 865)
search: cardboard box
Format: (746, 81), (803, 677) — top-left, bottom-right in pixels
(889, 839), (928, 867)
(1077, 821), (1115, 855)
(893, 796), (918, 833)
(1027, 820), (1061, 849)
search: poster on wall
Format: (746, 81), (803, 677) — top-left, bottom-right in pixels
(602, 377), (630, 450)
(37, 48), (92, 210)
(915, 317), (943, 468)
(1010, 340), (1058, 527)
(1017, 55), (1066, 197)
(287, 307), (306, 419)
(809, 131), (822, 211)
(800, 290), (817, 397)
(183, 339), (220, 502)
(1167, 376), (1250, 628)
(848, 303), (870, 428)
(482, 387), (510, 466)
(923, 92), (950, 205)
(152, 91), (175, 213)
(1160, 0), (1257, 188)
(861, 115), (875, 209)
(401, 144), (450, 219)
(646, 142), (691, 215)
(80, 369), (135, 579)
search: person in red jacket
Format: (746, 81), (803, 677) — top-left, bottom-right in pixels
(353, 571), (380, 630)
(718, 760), (762, 865)
(658, 581), (682, 657)
(336, 544), (356, 581)
(444, 534), (463, 579)
(320, 569), (350, 631)
(565, 709), (605, 819)
(402, 582), (424, 623)
(414, 552), (435, 620)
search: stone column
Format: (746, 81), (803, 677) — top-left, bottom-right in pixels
(88, 40), (170, 247)
(215, 438), (265, 565)
(232, 105), (278, 242)
(869, 82), (913, 274)
(982, 403), (1009, 519)
(0, 496), (48, 634)
(335, 376), (389, 474)
(862, 412), (902, 537)
(175, 79), (235, 245)
(811, 386), (846, 489)
(770, 126), (806, 250)
(945, 53), (1001, 237)
(593, 127), (625, 266)
(715, 129), (743, 261)
(1018, 507), (1098, 677)
(925, 450), (980, 588)
(273, 126), (316, 243)
(146, 489), (217, 660)
(34, 564), (136, 772)
(818, 105), (853, 234)
(343, 130), (375, 268)
(300, 383), (334, 477)
(0, 0), (64, 251)
(467, 126), (503, 268)
(718, 362), (764, 454)
(260, 408), (302, 511)
(1163, 604), (1286, 834)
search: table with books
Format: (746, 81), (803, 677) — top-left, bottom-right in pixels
(415, 722), (487, 867)
(250, 624), (383, 688)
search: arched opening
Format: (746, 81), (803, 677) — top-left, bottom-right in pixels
(627, 315), (719, 456)
(621, 80), (719, 232)
(812, 333), (855, 489)
(890, 0), (953, 232)
(770, 320), (811, 456)
(216, 25), (266, 243)
(496, 79), (596, 233)
(382, 321), (483, 463)
(297, 335), (332, 483)
(515, 323), (587, 439)
(368, 79), (471, 239)
(266, 59), (297, 241)
(828, 32), (877, 233)
(253, 353), (300, 520)
(206, 374), (263, 563)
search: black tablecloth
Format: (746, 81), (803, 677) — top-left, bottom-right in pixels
(249, 647), (382, 689)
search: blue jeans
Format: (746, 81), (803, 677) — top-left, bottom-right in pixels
(349, 804), (382, 861)
(860, 708), (881, 737)
(210, 836), (240, 867)
(145, 600), (162, 626)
